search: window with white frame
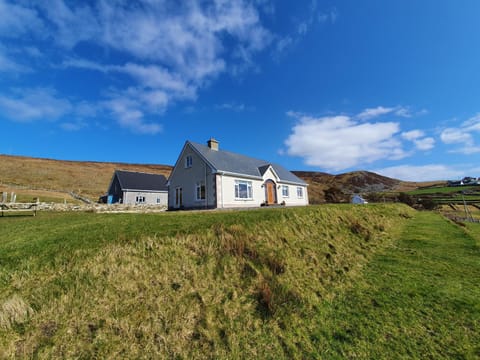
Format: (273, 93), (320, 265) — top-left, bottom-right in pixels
(196, 182), (206, 200)
(235, 180), (253, 199)
(185, 155), (193, 168)
(136, 195), (146, 204)
(282, 185), (289, 197)
(296, 187), (304, 198)
(156, 197), (161, 204)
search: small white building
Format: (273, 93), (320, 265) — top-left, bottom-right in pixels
(106, 170), (168, 205)
(168, 139), (309, 210)
(351, 194), (368, 204)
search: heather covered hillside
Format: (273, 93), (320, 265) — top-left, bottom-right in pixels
(293, 170), (434, 204)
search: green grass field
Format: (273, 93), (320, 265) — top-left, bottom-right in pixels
(408, 185), (480, 196)
(0, 205), (478, 358)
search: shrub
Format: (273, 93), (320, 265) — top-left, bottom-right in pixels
(418, 198), (439, 210)
(398, 192), (415, 207)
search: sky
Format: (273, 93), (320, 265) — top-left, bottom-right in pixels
(1, 0), (480, 181)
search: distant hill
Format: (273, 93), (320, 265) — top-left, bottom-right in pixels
(293, 170), (442, 204)
(293, 170), (397, 204)
(0, 154), (172, 202)
(0, 154), (434, 203)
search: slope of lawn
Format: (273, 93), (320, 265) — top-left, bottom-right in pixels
(0, 205), (478, 359)
(316, 211), (480, 359)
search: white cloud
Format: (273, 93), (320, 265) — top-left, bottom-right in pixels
(401, 129), (424, 141)
(285, 112), (404, 171)
(318, 8), (338, 24)
(103, 92), (163, 135)
(92, 0), (270, 80)
(274, 36), (294, 55)
(356, 105), (413, 121)
(357, 106), (395, 120)
(440, 113), (480, 154)
(38, 0), (100, 48)
(463, 113), (480, 130)
(274, 2), (337, 56)
(215, 102), (248, 112)
(394, 107), (413, 118)
(0, 0), (45, 37)
(0, 88), (72, 122)
(65, 60), (197, 103)
(284, 106), (436, 172)
(413, 137), (435, 151)
(440, 128), (472, 144)
(0, 0), (274, 134)
(297, 22), (308, 35)
(401, 130), (435, 150)
(119, 63), (196, 99)
(374, 164), (466, 182)
(0, 88), (102, 132)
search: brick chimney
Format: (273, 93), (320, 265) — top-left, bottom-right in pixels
(207, 138), (219, 151)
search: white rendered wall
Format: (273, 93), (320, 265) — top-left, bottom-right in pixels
(123, 191), (168, 205)
(215, 173), (309, 208)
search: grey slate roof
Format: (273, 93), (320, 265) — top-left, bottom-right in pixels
(115, 170), (168, 191)
(188, 141), (307, 185)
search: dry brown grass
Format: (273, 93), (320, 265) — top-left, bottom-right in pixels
(0, 185), (79, 203)
(439, 204), (480, 221)
(0, 154), (172, 201)
(0, 296), (34, 330)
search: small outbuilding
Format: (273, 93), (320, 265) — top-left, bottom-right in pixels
(351, 194), (368, 204)
(105, 170), (168, 205)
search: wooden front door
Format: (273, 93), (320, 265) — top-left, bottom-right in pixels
(265, 180), (277, 205)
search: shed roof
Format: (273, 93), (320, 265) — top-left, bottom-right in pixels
(188, 141), (306, 185)
(115, 170), (168, 191)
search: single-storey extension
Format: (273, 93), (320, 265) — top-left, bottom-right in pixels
(105, 170), (168, 205)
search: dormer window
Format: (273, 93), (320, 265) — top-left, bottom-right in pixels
(185, 155), (193, 168)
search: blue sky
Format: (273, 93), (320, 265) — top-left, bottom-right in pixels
(1, 0), (480, 181)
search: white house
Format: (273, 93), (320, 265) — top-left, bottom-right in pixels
(106, 170), (168, 205)
(167, 139), (309, 210)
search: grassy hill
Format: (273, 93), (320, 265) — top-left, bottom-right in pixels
(0, 154), (172, 203)
(0, 154), (428, 204)
(0, 205), (479, 358)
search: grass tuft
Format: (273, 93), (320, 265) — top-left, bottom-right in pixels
(0, 296), (34, 330)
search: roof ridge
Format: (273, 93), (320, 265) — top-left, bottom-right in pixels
(188, 140), (269, 164)
(116, 169), (166, 176)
